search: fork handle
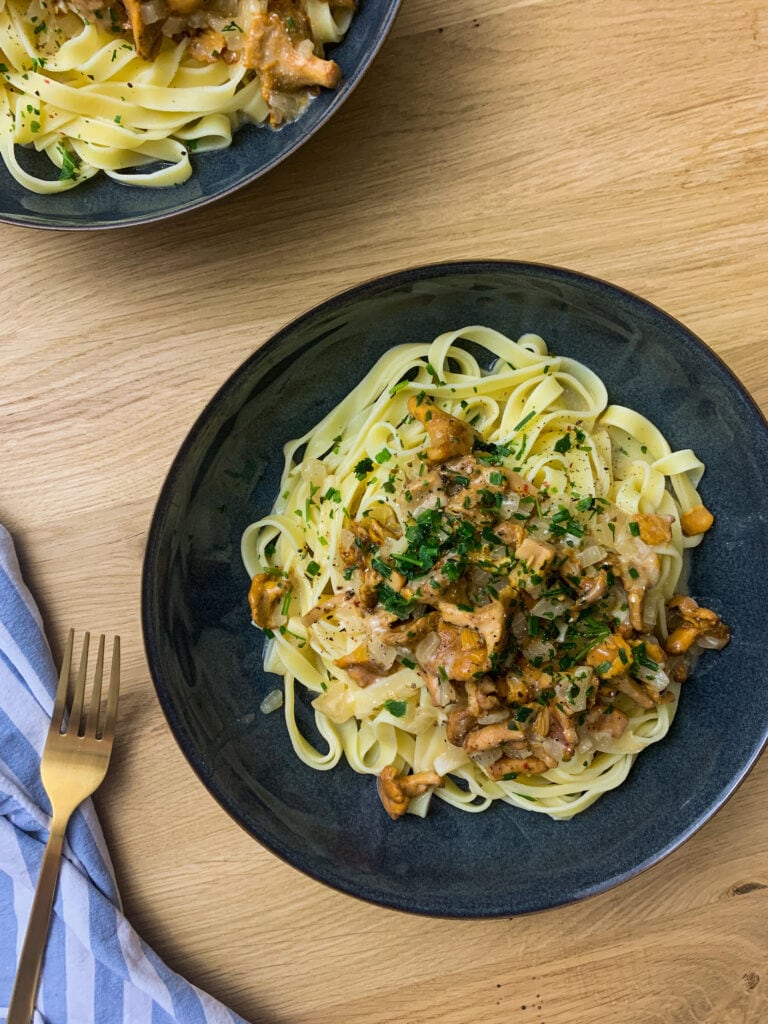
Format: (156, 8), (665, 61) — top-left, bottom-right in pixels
(7, 812), (71, 1024)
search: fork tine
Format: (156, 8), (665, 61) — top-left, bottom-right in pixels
(50, 629), (74, 736)
(68, 631), (90, 736)
(101, 636), (120, 743)
(84, 635), (105, 738)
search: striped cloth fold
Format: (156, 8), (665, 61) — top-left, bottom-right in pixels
(0, 525), (247, 1024)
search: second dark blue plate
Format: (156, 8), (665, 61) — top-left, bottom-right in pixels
(0, 0), (401, 230)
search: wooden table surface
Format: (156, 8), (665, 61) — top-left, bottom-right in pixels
(3, 0), (768, 1021)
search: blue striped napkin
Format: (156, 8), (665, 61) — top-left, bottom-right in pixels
(0, 525), (247, 1024)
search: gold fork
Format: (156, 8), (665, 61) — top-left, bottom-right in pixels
(8, 630), (120, 1024)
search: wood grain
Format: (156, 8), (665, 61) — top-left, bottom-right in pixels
(2, 1), (767, 1021)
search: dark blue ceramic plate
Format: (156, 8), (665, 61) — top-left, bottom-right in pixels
(142, 261), (768, 917)
(0, 0), (401, 230)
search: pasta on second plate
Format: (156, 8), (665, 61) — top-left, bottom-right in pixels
(0, 0), (353, 191)
(242, 326), (729, 821)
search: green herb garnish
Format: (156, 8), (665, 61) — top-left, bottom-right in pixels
(384, 699), (408, 718)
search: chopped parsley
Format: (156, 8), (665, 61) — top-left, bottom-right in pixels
(56, 144), (81, 182)
(354, 457), (374, 479)
(384, 699), (408, 718)
(633, 643), (659, 672)
(371, 556), (391, 578)
(376, 583), (416, 618)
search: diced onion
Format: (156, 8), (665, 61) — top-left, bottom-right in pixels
(470, 749), (503, 770)
(555, 681), (585, 712)
(260, 688), (284, 714)
(415, 631), (439, 663)
(638, 667), (670, 691)
(312, 681), (355, 724)
(433, 679), (456, 707)
(501, 742), (531, 757)
(477, 710), (509, 726)
(540, 737), (566, 763)
(140, 0), (167, 22)
(498, 493), (521, 520)
(162, 16), (185, 34)
(591, 734), (618, 753)
(368, 637), (398, 670)
(530, 596), (566, 620)
(510, 610), (528, 641)
(576, 736), (595, 755)
(301, 458), (326, 487)
(696, 633), (729, 650)
(578, 544), (605, 568)
(222, 30), (243, 50)
(522, 638), (555, 662)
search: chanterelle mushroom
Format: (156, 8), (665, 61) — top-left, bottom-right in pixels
(420, 620), (488, 687)
(242, 0), (341, 121)
(377, 765), (443, 819)
(334, 644), (392, 687)
(407, 394), (476, 464)
(664, 595), (730, 654)
(632, 513), (673, 546)
(248, 572), (290, 630)
(680, 504), (714, 537)
(121, 0), (162, 60)
(463, 721), (525, 753)
(515, 535), (556, 572)
(570, 568), (609, 612)
(486, 755), (550, 780)
(438, 596), (510, 660)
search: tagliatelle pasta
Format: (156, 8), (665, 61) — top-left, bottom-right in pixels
(241, 327), (729, 821)
(0, 0), (353, 191)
